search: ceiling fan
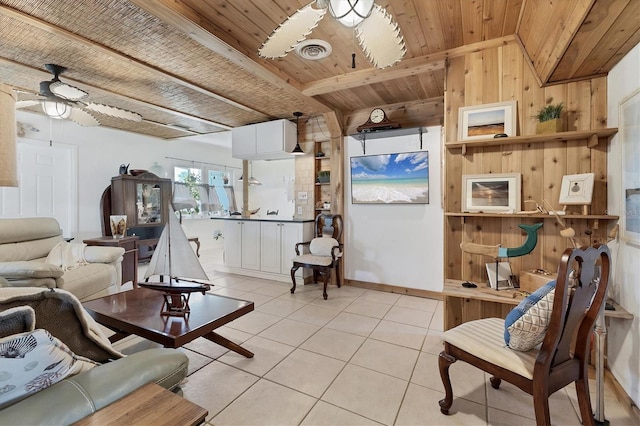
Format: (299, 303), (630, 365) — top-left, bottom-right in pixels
(15, 64), (142, 127)
(259, 0), (405, 69)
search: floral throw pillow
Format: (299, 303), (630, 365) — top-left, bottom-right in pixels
(0, 329), (99, 409)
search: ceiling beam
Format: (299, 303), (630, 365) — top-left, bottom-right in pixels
(302, 36), (517, 97)
(129, 0), (333, 115)
(0, 4), (264, 123)
(2, 57), (232, 130)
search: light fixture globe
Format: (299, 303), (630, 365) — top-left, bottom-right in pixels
(42, 100), (71, 119)
(324, 0), (375, 27)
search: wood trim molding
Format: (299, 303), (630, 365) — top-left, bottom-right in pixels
(344, 279), (444, 301)
(302, 36), (517, 97)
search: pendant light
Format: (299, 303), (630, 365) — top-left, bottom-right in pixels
(291, 111), (304, 155)
(239, 162), (262, 185)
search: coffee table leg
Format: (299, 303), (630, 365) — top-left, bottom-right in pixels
(204, 332), (254, 358)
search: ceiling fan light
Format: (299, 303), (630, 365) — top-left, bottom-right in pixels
(42, 100), (71, 119)
(326, 0), (374, 27)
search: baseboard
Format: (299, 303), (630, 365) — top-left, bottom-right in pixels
(343, 279), (443, 300)
(605, 369), (640, 421)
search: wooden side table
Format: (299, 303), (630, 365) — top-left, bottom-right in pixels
(84, 236), (139, 286)
(73, 382), (207, 425)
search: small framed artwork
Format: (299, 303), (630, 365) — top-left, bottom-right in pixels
(458, 101), (517, 140)
(462, 173), (521, 213)
(620, 88), (640, 245)
(558, 173), (595, 205)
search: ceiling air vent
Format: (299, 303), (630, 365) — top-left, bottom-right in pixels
(295, 39), (332, 60)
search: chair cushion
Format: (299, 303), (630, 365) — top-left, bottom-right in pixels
(309, 237), (339, 256)
(0, 329), (99, 409)
(292, 254), (333, 267)
(442, 317), (539, 379)
(504, 280), (556, 351)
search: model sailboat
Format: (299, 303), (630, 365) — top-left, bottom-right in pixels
(139, 204), (211, 316)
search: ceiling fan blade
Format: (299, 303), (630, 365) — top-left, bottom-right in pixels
(69, 107), (100, 126)
(258, 2), (326, 59)
(84, 103), (142, 122)
(16, 100), (41, 109)
(355, 5), (406, 69)
(49, 81), (89, 101)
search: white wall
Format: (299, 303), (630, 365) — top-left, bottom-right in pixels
(246, 159), (295, 219)
(606, 43), (640, 406)
(344, 127), (444, 291)
(9, 111), (293, 239)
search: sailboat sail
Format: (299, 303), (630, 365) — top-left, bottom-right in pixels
(143, 204), (209, 281)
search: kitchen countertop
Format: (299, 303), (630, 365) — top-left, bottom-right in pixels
(210, 216), (314, 223)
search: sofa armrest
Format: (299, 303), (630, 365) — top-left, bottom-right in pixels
(0, 261), (63, 279)
(0, 348), (188, 425)
(83, 246), (125, 264)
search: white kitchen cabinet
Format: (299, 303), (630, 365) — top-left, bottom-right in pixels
(222, 219), (313, 282)
(231, 119), (296, 160)
(231, 123), (257, 159)
(223, 220), (260, 270)
(260, 221), (313, 276)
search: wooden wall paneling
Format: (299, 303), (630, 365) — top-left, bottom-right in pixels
(590, 77), (608, 129)
(445, 216), (464, 280)
(521, 56), (546, 135)
(445, 56), (465, 143)
(591, 140), (609, 214)
(567, 80), (593, 131)
(482, 48), (502, 103)
(465, 51), (484, 106)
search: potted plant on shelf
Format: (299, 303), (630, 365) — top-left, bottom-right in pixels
(535, 103), (565, 134)
(317, 170), (330, 183)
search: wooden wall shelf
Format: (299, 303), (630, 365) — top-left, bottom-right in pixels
(445, 212), (619, 220)
(445, 128), (618, 152)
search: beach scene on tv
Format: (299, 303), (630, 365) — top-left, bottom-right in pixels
(350, 151), (429, 204)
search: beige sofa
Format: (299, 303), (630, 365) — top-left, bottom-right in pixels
(0, 218), (124, 300)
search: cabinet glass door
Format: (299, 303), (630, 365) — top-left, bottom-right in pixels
(136, 183), (162, 224)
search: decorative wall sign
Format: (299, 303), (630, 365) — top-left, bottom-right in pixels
(558, 173), (595, 205)
(350, 151), (429, 204)
(462, 173), (521, 213)
(458, 101), (517, 140)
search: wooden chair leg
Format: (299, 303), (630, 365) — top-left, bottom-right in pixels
(290, 265), (300, 294)
(438, 351), (457, 415)
(533, 386), (551, 426)
(575, 378), (596, 426)
(322, 269), (329, 300)
(335, 261), (341, 288)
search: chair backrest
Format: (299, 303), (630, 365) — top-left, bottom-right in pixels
(314, 214), (342, 240)
(536, 244), (610, 371)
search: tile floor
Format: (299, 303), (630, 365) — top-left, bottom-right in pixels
(110, 249), (636, 425)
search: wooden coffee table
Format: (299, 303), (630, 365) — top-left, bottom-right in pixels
(83, 288), (254, 357)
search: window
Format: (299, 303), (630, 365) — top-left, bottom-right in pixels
(173, 166), (238, 216)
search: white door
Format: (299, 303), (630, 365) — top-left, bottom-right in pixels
(0, 141), (77, 237)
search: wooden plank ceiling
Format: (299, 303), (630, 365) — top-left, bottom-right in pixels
(0, 0), (637, 139)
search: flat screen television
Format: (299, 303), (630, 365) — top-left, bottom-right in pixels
(350, 151), (429, 204)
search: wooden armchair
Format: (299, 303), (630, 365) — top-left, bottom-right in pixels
(439, 244), (610, 426)
(290, 214), (343, 300)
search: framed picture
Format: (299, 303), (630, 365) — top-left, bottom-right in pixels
(458, 101), (517, 140)
(620, 88), (640, 245)
(350, 151), (429, 204)
(558, 173), (595, 205)
(462, 173), (521, 213)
